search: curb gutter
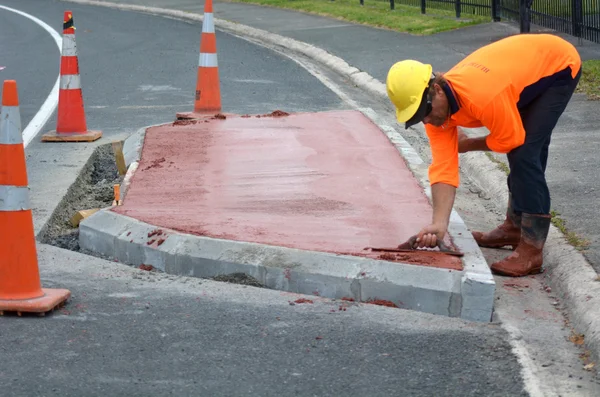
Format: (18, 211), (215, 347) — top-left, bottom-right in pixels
(64, 0), (600, 353)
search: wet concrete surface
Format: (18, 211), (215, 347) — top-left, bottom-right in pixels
(112, 110), (461, 269)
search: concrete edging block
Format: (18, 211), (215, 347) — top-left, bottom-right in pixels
(80, 209), (475, 319)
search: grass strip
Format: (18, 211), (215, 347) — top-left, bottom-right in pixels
(224, 0), (489, 35)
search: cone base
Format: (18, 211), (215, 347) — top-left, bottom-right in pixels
(41, 130), (102, 142)
(0, 288), (71, 315)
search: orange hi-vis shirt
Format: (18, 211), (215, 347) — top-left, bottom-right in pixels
(424, 34), (581, 188)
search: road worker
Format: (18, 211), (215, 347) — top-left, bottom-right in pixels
(385, 33), (582, 277)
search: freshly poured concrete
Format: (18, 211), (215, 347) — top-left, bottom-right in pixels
(114, 110), (460, 269)
(81, 110), (495, 321)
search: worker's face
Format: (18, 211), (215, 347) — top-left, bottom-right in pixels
(423, 84), (448, 127)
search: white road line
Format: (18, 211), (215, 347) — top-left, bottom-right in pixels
(0, 5), (62, 148)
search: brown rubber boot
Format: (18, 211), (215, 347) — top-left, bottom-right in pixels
(472, 194), (521, 249)
(491, 213), (551, 277)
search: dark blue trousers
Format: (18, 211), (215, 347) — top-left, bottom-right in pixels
(508, 67), (582, 215)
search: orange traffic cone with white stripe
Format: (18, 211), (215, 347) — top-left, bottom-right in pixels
(0, 80), (71, 315)
(42, 11), (101, 142)
(177, 0), (222, 119)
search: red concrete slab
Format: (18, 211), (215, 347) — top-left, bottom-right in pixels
(113, 110), (462, 270)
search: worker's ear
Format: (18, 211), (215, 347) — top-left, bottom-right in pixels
(432, 83), (444, 99)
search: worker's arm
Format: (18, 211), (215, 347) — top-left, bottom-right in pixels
(415, 124), (460, 248)
(415, 182), (456, 248)
(458, 129), (491, 153)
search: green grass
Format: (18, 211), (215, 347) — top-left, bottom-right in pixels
(224, 0), (489, 35)
(550, 210), (590, 250)
(577, 60), (600, 100)
(485, 152), (510, 175)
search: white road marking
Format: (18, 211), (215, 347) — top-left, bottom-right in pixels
(231, 79), (275, 84)
(138, 85), (180, 92)
(0, 5), (62, 148)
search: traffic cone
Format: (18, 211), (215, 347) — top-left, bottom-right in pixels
(0, 80), (71, 315)
(176, 0), (222, 119)
(41, 11), (101, 142)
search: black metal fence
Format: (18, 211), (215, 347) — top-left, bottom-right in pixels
(367, 0), (600, 44)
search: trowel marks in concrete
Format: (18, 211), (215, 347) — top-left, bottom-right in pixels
(113, 110), (461, 270)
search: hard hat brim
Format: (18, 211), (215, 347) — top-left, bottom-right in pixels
(403, 89), (429, 130)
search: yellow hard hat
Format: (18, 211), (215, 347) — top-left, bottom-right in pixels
(386, 60), (433, 128)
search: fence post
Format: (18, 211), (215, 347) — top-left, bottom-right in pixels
(519, 0), (531, 33)
(571, 0), (583, 44)
(360, 0), (364, 6)
(390, 0), (395, 11)
(491, 0), (500, 22)
(455, 0), (461, 18)
(421, 0), (426, 14)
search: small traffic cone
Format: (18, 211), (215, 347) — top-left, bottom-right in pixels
(177, 0), (222, 119)
(0, 80), (71, 315)
(41, 11), (101, 142)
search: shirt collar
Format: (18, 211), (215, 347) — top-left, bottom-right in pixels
(443, 82), (460, 116)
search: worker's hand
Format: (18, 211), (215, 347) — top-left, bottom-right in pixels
(415, 223), (447, 248)
(458, 129), (469, 153)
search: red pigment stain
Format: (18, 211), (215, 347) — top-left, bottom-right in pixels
(139, 264), (154, 271)
(112, 110), (461, 271)
(148, 229), (164, 238)
(341, 297), (355, 302)
(284, 268), (292, 280)
(293, 298), (314, 304)
(366, 299), (399, 308)
(241, 114), (251, 118)
(212, 113), (227, 120)
(146, 240), (154, 245)
(142, 157), (166, 171)
(156, 238), (166, 246)
(379, 253), (396, 261)
(126, 231), (131, 236)
(315, 336), (323, 340)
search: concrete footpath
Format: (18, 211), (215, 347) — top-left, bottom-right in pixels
(65, 0), (600, 361)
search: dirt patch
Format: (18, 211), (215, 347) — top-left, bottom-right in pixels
(39, 144), (124, 252)
(256, 110), (289, 118)
(212, 273), (265, 288)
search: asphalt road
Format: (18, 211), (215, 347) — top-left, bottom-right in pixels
(0, 1), (533, 396)
(2, 244), (527, 397)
